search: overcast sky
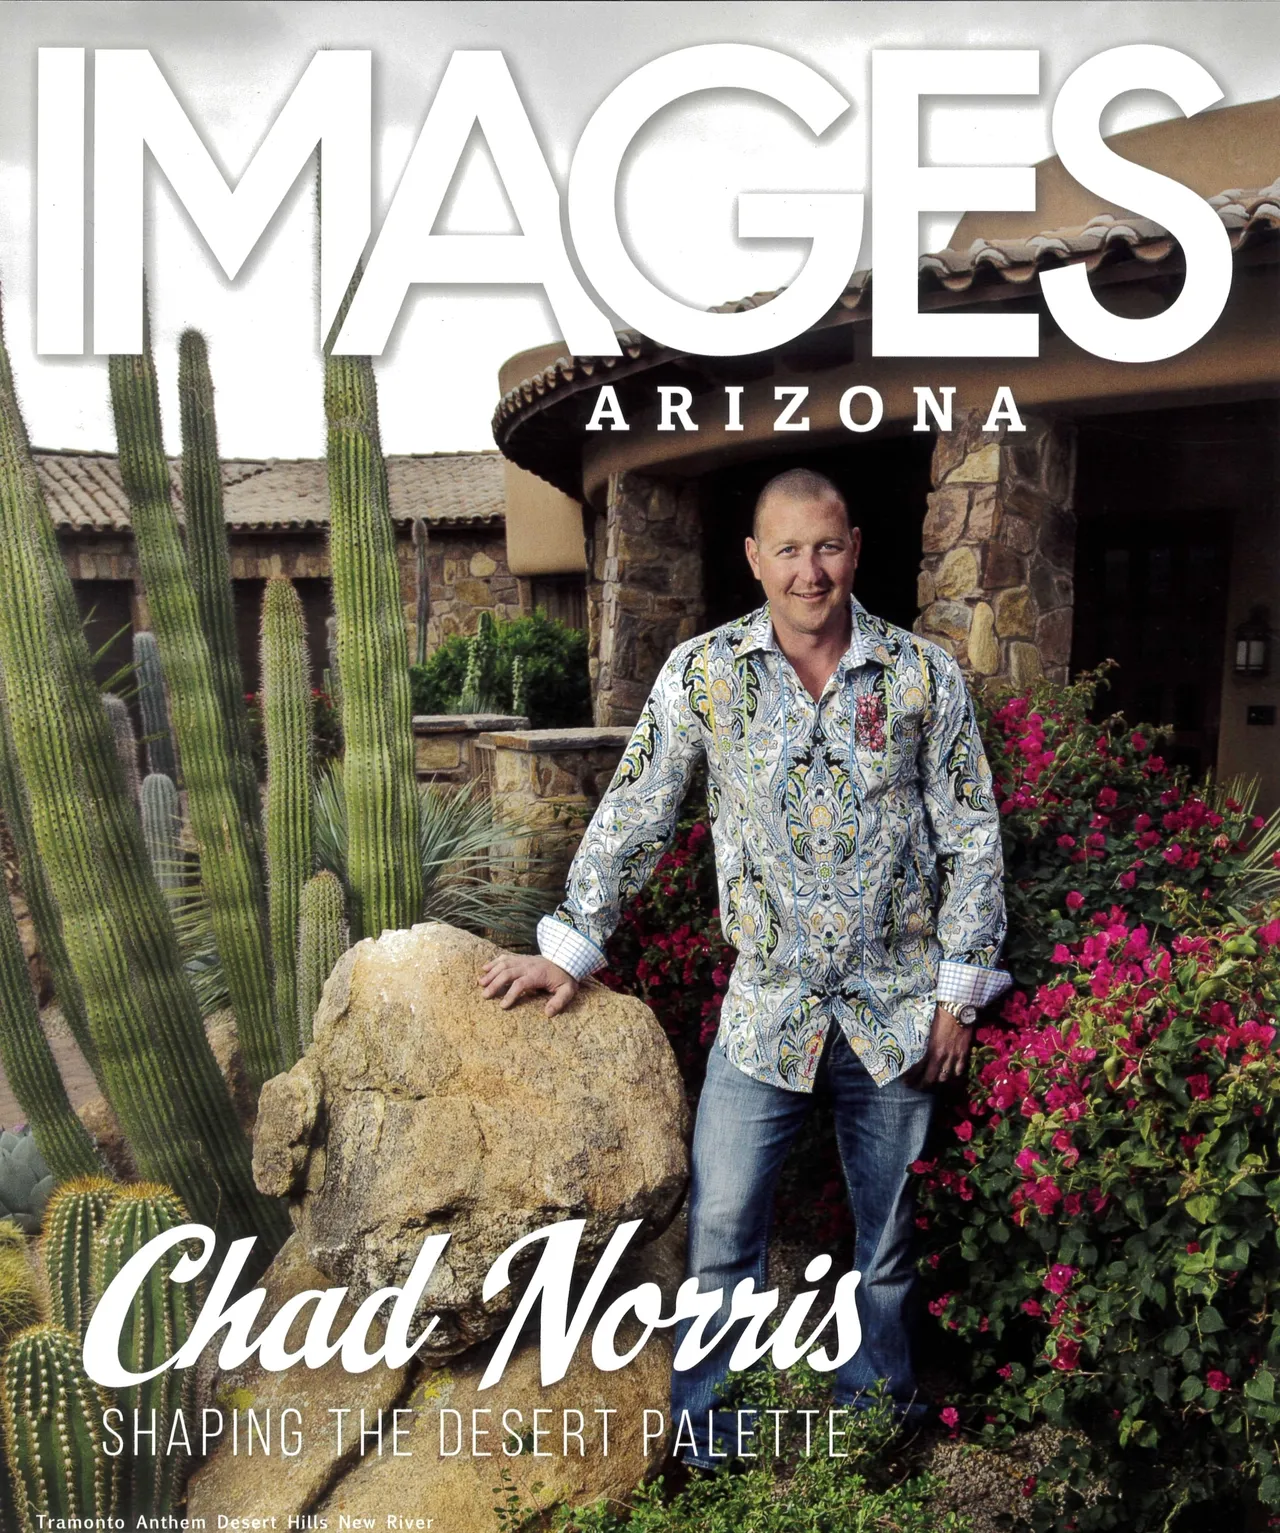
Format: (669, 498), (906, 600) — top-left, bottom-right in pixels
(1, 1), (1277, 458)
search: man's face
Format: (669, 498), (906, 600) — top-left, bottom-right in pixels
(745, 493), (861, 639)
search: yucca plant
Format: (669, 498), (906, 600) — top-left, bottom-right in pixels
(173, 767), (550, 1014)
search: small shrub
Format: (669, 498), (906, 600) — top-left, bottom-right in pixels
(915, 908), (1280, 1528)
(410, 610), (590, 729)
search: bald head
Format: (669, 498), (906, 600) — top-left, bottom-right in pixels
(752, 468), (848, 539)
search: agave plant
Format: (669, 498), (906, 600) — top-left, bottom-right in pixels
(0, 1128), (55, 1234)
(174, 768), (552, 1015)
(1212, 774), (1280, 909)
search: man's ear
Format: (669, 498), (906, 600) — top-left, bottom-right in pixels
(850, 527), (863, 563)
(745, 535), (762, 581)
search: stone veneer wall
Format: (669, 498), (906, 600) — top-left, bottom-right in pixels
(916, 411), (1077, 688)
(412, 714), (528, 788)
(60, 525), (528, 648)
(588, 472), (704, 727)
(485, 727), (631, 899)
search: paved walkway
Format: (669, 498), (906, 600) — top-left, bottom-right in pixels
(0, 1008), (99, 1128)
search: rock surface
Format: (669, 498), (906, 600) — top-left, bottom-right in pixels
(253, 922), (689, 1356)
(189, 1216), (686, 1529)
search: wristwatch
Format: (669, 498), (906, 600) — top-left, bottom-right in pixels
(950, 1004), (978, 1027)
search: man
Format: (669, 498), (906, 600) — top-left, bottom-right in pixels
(480, 467), (1009, 1464)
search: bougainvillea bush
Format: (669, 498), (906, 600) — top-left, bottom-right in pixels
(981, 667), (1276, 986)
(915, 908), (1280, 1528)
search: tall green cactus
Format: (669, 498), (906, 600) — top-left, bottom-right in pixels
(133, 630), (177, 780)
(0, 859), (102, 1181)
(296, 870), (348, 1050)
(413, 516), (431, 667)
(511, 654), (528, 719)
(109, 330), (284, 1090)
(102, 693), (140, 805)
(140, 772), (182, 893)
(0, 671), (101, 1084)
(0, 1239), (42, 1533)
(40, 1177), (117, 1339)
(93, 1185), (197, 1520)
(177, 330), (261, 836)
(0, 291), (285, 1248)
(261, 578), (313, 1065)
(324, 311), (421, 940)
(1, 1326), (119, 1533)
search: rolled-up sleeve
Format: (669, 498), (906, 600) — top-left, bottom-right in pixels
(918, 649), (1011, 1009)
(538, 645), (704, 977)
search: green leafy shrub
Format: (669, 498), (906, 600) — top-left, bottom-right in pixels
(495, 1369), (969, 1533)
(914, 909), (1280, 1528)
(410, 610), (590, 729)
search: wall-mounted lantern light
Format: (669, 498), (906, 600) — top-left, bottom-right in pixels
(1235, 606), (1271, 678)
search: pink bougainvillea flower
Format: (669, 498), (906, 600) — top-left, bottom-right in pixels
(1205, 1370), (1231, 1393)
(1259, 919), (1280, 949)
(1044, 1263), (1078, 1295)
(1187, 1074), (1212, 1101)
(940, 1406), (960, 1428)
(1065, 891), (1085, 912)
(954, 1119), (974, 1142)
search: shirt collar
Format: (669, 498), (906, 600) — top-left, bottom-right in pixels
(733, 596), (888, 671)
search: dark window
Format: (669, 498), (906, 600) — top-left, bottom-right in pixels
(531, 574), (586, 631)
(73, 580), (134, 694)
(1071, 514), (1230, 777)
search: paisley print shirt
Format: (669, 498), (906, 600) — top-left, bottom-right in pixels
(538, 599), (1010, 1091)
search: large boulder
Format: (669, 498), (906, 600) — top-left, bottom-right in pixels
(188, 1217), (686, 1529)
(253, 922), (689, 1356)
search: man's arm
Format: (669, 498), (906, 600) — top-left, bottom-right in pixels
(905, 647), (1011, 1083)
(481, 646), (705, 1015)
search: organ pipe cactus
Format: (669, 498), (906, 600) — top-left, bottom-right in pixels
(261, 578), (313, 1064)
(40, 1177), (116, 1339)
(102, 693), (141, 805)
(0, 290), (285, 1248)
(1, 1326), (119, 1533)
(140, 772), (182, 893)
(178, 330), (261, 836)
(324, 300), (421, 940)
(132, 630), (177, 781)
(93, 1184), (198, 1520)
(109, 327), (284, 1090)
(296, 870), (348, 1050)
(413, 516), (431, 667)
(0, 673), (101, 1083)
(0, 869), (102, 1180)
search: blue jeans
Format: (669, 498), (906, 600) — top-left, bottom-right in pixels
(670, 1030), (935, 1466)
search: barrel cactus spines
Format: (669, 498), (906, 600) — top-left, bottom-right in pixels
(140, 772), (182, 893)
(177, 330), (261, 838)
(2, 1326), (119, 1533)
(110, 326), (284, 1091)
(132, 630), (177, 780)
(261, 578), (313, 1066)
(0, 1227), (42, 1340)
(101, 693), (141, 805)
(0, 289), (285, 1249)
(40, 1177), (117, 1340)
(0, 669), (102, 1086)
(296, 870), (348, 1050)
(93, 1184), (198, 1520)
(324, 304), (421, 941)
(413, 516), (431, 667)
(0, 848), (102, 1181)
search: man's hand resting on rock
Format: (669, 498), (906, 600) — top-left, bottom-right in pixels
(479, 953), (579, 1017)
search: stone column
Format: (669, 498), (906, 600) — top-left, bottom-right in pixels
(592, 472), (704, 727)
(916, 411), (1076, 688)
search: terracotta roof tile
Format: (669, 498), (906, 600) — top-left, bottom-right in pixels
(492, 175), (1280, 441)
(33, 451), (505, 534)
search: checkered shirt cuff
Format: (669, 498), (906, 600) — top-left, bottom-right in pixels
(537, 915), (608, 982)
(936, 960), (1012, 1014)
